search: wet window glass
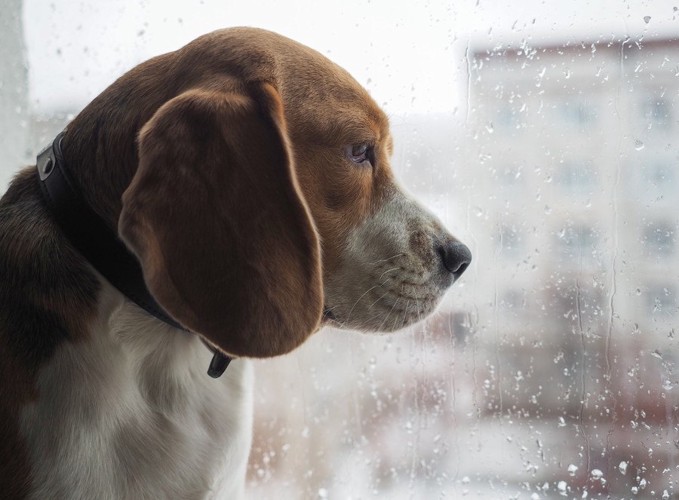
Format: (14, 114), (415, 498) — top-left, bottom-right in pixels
(2, 1), (678, 498)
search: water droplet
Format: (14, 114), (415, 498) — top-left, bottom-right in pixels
(635, 139), (645, 151)
(663, 379), (673, 391)
(544, 205), (552, 215)
(636, 288), (642, 295)
(651, 350), (663, 360)
(663, 490), (670, 499)
(619, 461), (628, 474)
(558, 416), (566, 427)
(568, 464), (578, 476)
(557, 480), (568, 494)
(591, 469), (604, 480)
(643, 15), (651, 24)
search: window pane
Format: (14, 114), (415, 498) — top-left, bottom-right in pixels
(2, 1), (678, 498)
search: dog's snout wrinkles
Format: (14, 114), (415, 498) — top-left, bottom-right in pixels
(437, 241), (472, 280)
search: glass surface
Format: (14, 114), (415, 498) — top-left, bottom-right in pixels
(2, 1), (677, 497)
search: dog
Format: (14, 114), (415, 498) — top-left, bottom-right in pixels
(0, 27), (471, 499)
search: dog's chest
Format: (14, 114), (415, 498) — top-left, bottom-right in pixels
(19, 292), (253, 500)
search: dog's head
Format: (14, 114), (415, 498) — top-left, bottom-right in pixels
(110, 28), (471, 358)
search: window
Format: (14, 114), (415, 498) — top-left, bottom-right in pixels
(642, 96), (673, 131)
(556, 224), (599, 263)
(643, 220), (676, 257)
(646, 284), (677, 316)
(643, 161), (675, 193)
(556, 161), (597, 195)
(558, 99), (597, 128)
(4, 2), (679, 498)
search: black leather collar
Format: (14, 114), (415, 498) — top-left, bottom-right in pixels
(36, 131), (231, 378)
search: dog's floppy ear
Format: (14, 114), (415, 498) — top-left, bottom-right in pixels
(119, 82), (323, 358)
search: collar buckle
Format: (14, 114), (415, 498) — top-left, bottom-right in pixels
(37, 140), (57, 181)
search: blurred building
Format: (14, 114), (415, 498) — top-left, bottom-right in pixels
(458, 36), (679, 496)
(249, 36), (679, 499)
(468, 36), (678, 334)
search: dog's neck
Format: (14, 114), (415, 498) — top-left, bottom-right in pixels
(37, 132), (232, 377)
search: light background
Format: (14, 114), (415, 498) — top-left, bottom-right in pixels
(2, 1), (678, 498)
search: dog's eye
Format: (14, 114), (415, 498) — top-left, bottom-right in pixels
(346, 143), (373, 165)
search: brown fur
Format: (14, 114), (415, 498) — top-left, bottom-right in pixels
(58, 27), (397, 356)
(120, 82), (323, 357)
(0, 27), (406, 491)
(0, 171), (99, 498)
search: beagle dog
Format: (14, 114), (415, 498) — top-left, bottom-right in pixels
(0, 28), (471, 499)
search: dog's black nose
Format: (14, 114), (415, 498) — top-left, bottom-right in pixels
(437, 241), (472, 280)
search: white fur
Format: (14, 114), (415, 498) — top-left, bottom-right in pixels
(18, 191), (449, 500)
(326, 189), (452, 332)
(20, 281), (253, 500)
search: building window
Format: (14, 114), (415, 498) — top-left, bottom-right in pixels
(643, 162), (675, 192)
(556, 224), (599, 262)
(642, 96), (673, 131)
(558, 99), (597, 128)
(556, 161), (596, 195)
(646, 284), (677, 316)
(642, 220), (675, 257)
(496, 105), (518, 129)
(553, 281), (604, 330)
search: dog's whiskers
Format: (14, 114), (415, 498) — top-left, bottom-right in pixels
(377, 266), (400, 282)
(375, 297), (400, 332)
(368, 253), (405, 266)
(344, 283), (385, 325)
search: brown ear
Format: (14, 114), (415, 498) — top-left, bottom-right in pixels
(119, 83), (323, 358)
